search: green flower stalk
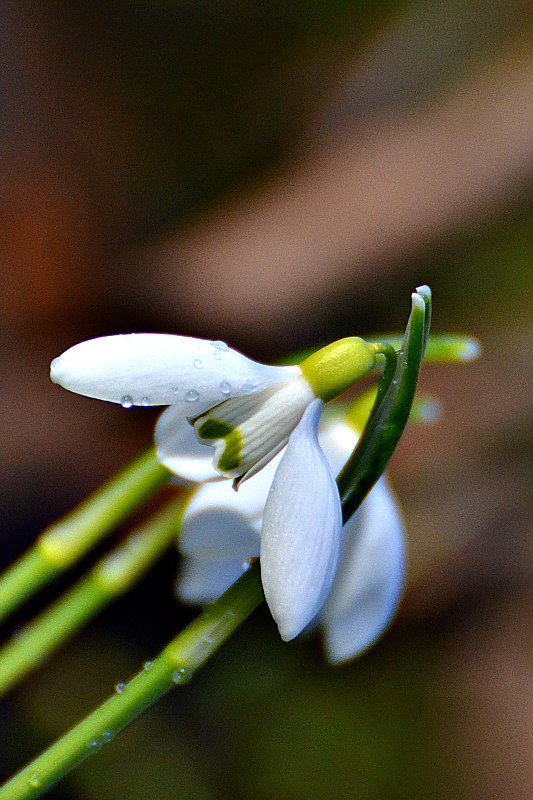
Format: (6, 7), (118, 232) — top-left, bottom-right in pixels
(0, 448), (168, 624)
(0, 495), (188, 698)
(0, 563), (264, 800)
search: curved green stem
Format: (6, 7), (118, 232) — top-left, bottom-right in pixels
(0, 562), (264, 800)
(370, 342), (397, 409)
(0, 448), (168, 624)
(0, 495), (189, 698)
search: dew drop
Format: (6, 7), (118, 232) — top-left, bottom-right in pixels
(102, 730), (113, 743)
(212, 340), (229, 351)
(115, 681), (126, 694)
(140, 396), (150, 406)
(241, 381), (257, 393)
(143, 660), (153, 671)
(120, 395), (133, 409)
(212, 349), (223, 360)
(29, 773), (40, 788)
(172, 666), (192, 684)
(219, 381), (231, 395)
(185, 390), (199, 403)
(193, 359), (203, 369)
(87, 739), (101, 751)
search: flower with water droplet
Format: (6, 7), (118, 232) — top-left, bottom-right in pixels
(50, 330), (384, 640)
(175, 413), (404, 663)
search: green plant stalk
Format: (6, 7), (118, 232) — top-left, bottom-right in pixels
(0, 562), (264, 800)
(0, 448), (168, 624)
(0, 495), (188, 698)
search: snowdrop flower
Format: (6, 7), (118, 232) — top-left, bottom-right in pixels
(176, 416), (405, 664)
(50, 333), (379, 640)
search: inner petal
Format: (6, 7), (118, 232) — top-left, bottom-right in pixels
(192, 375), (316, 481)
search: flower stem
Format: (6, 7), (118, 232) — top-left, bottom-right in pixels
(0, 494), (189, 698)
(0, 448), (168, 624)
(0, 562), (263, 800)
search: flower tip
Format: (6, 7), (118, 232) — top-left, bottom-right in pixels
(276, 618), (304, 643)
(50, 355), (66, 386)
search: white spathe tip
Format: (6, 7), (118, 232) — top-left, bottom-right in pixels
(411, 292), (426, 311)
(415, 284), (432, 299)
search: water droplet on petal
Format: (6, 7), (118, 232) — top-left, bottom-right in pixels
(120, 395), (133, 409)
(193, 359), (203, 369)
(140, 396), (150, 406)
(185, 390), (199, 403)
(241, 381), (257, 393)
(219, 381), (231, 395)
(115, 681), (126, 694)
(29, 774), (40, 788)
(212, 349), (223, 360)
(212, 340), (229, 351)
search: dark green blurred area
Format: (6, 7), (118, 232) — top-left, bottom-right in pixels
(1, 1), (531, 798)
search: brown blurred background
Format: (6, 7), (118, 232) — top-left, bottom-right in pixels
(1, 2), (531, 798)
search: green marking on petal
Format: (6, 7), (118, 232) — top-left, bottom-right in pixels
(196, 418), (243, 473)
(197, 419), (233, 440)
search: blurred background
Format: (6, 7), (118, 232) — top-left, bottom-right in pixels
(1, 1), (531, 798)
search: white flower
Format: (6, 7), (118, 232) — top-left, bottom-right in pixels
(176, 416), (405, 663)
(50, 333), (378, 640)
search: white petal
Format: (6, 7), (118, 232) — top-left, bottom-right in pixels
(260, 399), (342, 641)
(50, 333), (296, 407)
(155, 406), (220, 482)
(176, 557), (250, 605)
(321, 477), (405, 664)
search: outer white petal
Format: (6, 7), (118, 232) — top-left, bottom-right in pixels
(260, 399), (342, 642)
(176, 558), (250, 605)
(320, 477), (405, 664)
(50, 333), (296, 408)
(178, 452), (282, 560)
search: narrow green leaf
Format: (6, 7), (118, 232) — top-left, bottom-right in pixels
(337, 289), (430, 523)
